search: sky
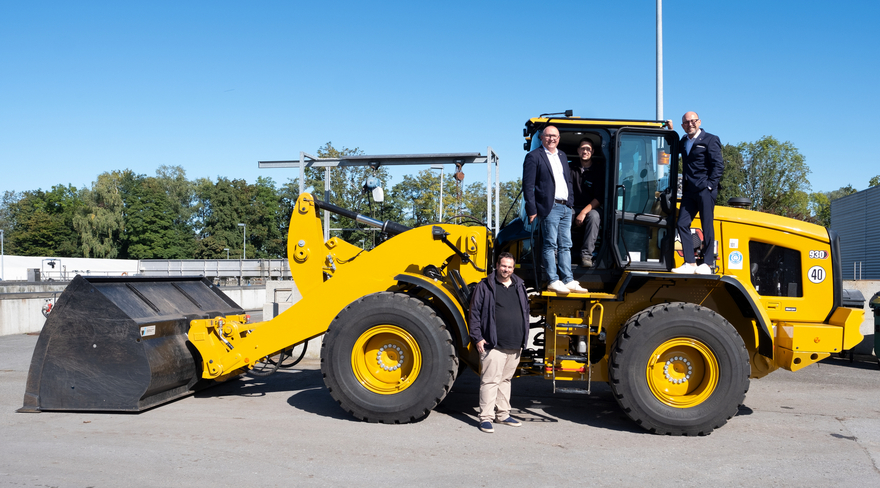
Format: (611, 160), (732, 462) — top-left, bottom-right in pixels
(1, 1), (878, 199)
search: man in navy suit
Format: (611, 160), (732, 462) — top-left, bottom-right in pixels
(523, 125), (588, 294)
(672, 111), (724, 274)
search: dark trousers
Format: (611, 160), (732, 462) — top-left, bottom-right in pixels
(676, 188), (717, 266)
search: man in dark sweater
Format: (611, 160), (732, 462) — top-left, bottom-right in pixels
(569, 138), (604, 268)
(468, 252), (530, 433)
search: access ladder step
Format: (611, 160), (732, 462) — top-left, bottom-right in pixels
(555, 387), (591, 395)
(556, 355), (588, 363)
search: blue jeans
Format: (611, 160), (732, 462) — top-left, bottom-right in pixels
(538, 202), (573, 284)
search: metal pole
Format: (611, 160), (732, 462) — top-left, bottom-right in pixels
(486, 154), (492, 231)
(493, 148), (500, 236)
(238, 223), (246, 260)
(440, 170), (444, 222)
(430, 164), (444, 222)
(656, 0), (663, 121)
(299, 151), (306, 195)
(1, 229), (4, 281)
(324, 167), (331, 241)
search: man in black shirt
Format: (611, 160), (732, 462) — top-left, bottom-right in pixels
(569, 138), (604, 268)
(468, 252), (530, 433)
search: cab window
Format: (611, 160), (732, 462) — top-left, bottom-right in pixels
(749, 241), (803, 297)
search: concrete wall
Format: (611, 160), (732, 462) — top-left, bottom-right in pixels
(261, 280), (320, 359)
(843, 280), (880, 355)
(0, 282), (265, 337)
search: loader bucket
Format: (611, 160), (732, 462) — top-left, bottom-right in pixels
(19, 275), (244, 413)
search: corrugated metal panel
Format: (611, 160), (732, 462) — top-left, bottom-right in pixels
(830, 186), (880, 280)
(864, 187), (880, 279)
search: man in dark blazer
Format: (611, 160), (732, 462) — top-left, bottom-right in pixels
(672, 111), (724, 274)
(523, 125), (588, 294)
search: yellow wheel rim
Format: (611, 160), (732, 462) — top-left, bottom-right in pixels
(646, 338), (719, 408)
(351, 325), (422, 394)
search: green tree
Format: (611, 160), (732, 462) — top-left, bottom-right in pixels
(304, 142), (391, 248)
(732, 136), (811, 218)
(870, 175), (880, 187)
(718, 144), (748, 206)
(120, 173), (196, 259)
(809, 184), (857, 227)
(194, 176), (285, 259)
(387, 170), (443, 228)
(460, 178), (522, 227)
(4, 186), (85, 256)
(74, 171), (127, 258)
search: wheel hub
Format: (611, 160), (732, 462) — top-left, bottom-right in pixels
(662, 356), (693, 384)
(647, 338), (719, 408)
(377, 344), (405, 372)
(352, 325), (422, 394)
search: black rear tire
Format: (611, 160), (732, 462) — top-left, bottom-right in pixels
(321, 292), (458, 423)
(609, 302), (750, 435)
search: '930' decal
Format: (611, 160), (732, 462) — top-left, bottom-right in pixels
(808, 250), (828, 259)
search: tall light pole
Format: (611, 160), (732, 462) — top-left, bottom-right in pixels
(656, 0), (664, 121)
(238, 223), (246, 259)
(224, 248), (230, 259)
(1, 229), (4, 281)
(431, 164), (444, 222)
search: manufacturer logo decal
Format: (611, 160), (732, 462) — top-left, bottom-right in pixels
(785, 307), (797, 312)
(728, 251), (744, 270)
(807, 266), (826, 284)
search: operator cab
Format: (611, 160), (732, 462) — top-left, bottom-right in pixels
(496, 115), (679, 292)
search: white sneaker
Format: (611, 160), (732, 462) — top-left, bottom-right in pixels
(565, 281), (589, 294)
(695, 264), (714, 275)
(671, 263), (697, 274)
(547, 280), (570, 295)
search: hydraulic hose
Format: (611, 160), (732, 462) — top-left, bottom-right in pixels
(312, 198), (411, 236)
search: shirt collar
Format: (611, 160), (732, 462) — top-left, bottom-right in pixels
(687, 129), (702, 141)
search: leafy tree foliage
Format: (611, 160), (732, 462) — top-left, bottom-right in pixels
(717, 136), (811, 219)
(119, 173), (196, 259)
(718, 144), (747, 206)
(74, 171), (126, 258)
(305, 142), (392, 248)
(0, 141), (521, 260)
(3, 186), (84, 256)
(809, 184), (857, 228)
(870, 175), (880, 188)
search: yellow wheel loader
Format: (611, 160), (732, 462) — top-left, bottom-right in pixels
(20, 114), (865, 435)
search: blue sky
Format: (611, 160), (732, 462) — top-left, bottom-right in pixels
(1, 1), (878, 198)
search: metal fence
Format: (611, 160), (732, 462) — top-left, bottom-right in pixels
(139, 259), (292, 281)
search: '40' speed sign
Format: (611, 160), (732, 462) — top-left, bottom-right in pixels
(808, 266), (826, 284)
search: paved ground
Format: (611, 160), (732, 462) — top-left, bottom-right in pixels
(1, 333), (879, 487)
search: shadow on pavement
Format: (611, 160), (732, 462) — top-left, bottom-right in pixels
(196, 365), (651, 433)
(439, 370), (644, 434)
(822, 354), (880, 371)
(193, 368), (355, 421)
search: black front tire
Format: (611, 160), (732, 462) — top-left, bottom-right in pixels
(321, 292), (457, 423)
(609, 302), (750, 435)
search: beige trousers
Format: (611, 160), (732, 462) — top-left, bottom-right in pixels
(479, 347), (521, 422)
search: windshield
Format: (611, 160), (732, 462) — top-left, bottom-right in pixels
(616, 133), (672, 215)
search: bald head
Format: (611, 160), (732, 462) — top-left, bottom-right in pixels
(541, 125), (560, 152)
(682, 111), (701, 137)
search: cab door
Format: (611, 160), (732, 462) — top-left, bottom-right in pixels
(610, 128), (679, 271)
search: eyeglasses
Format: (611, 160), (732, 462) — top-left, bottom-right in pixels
(682, 119), (700, 126)
(543, 134), (560, 140)
(579, 147), (593, 151)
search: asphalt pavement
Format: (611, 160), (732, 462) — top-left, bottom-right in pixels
(1, 333), (879, 487)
